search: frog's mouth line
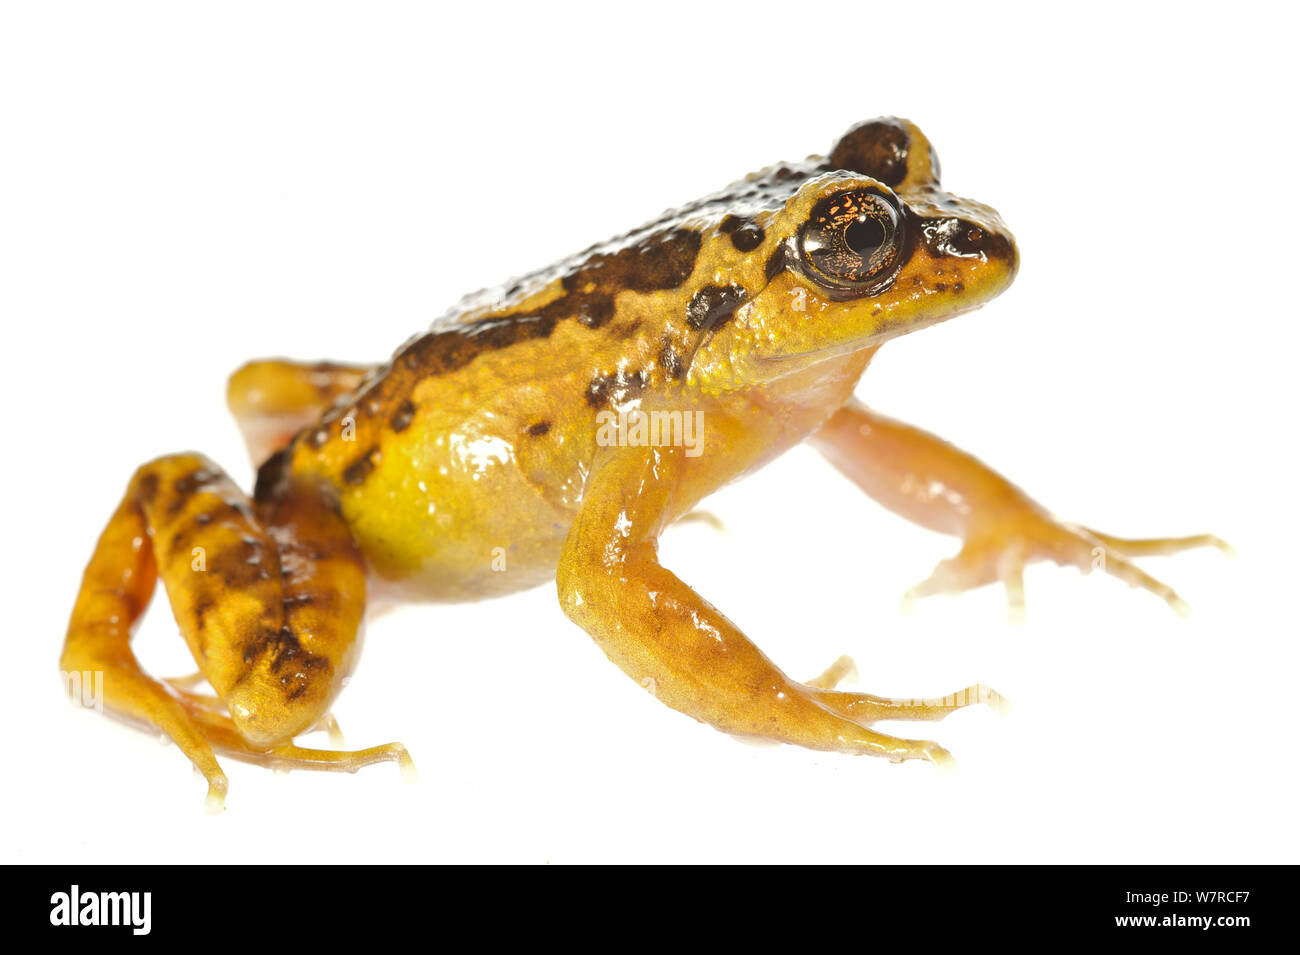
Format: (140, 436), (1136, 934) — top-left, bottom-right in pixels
(753, 300), (989, 370)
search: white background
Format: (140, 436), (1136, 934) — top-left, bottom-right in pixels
(2, 1), (1296, 863)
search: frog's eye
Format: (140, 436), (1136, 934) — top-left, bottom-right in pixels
(798, 189), (904, 293)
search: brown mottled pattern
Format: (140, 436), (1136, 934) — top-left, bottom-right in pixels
(389, 399), (416, 433)
(393, 225), (702, 383)
(720, 214), (765, 252)
(60, 118), (1034, 790)
(106, 453), (366, 743)
(686, 283), (748, 332)
(283, 117), (964, 491)
(342, 445), (380, 486)
(659, 338), (685, 380)
(585, 368), (649, 409)
(133, 456), (286, 681)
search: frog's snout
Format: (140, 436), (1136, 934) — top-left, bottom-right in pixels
(952, 220), (1015, 267)
(967, 219), (1017, 284)
(914, 196), (1019, 293)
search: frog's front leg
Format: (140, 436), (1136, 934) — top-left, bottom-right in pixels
(62, 452), (410, 811)
(557, 444), (999, 764)
(811, 398), (1231, 621)
(227, 359), (372, 465)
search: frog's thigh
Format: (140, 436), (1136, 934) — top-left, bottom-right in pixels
(811, 398), (1229, 617)
(62, 453), (409, 810)
(226, 359), (372, 464)
(556, 445), (990, 764)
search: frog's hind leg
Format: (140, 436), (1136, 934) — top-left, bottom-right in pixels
(227, 359), (372, 465)
(62, 488), (231, 809)
(62, 452), (409, 810)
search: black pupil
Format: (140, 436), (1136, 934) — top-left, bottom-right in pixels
(844, 215), (887, 257)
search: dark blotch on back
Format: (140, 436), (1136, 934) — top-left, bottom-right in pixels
(556, 226), (702, 330)
(401, 313), (555, 378)
(526, 421), (551, 437)
(390, 399), (415, 433)
(660, 338), (685, 380)
(586, 368), (648, 409)
(400, 227), (701, 379)
(826, 118), (911, 187)
(686, 284), (748, 333)
(342, 446), (379, 486)
(720, 214), (765, 253)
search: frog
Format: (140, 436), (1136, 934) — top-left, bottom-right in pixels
(62, 117), (1228, 811)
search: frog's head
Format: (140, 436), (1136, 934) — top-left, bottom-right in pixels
(689, 118), (1017, 387)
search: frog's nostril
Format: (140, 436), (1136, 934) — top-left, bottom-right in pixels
(920, 215), (1015, 267)
(951, 220), (1015, 266)
(951, 223), (987, 256)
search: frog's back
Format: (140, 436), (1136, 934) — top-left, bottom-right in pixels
(271, 154), (829, 596)
(276, 118), (954, 598)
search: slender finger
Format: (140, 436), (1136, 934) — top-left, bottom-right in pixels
(806, 655), (858, 690)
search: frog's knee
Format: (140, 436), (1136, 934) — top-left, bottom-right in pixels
(221, 616), (350, 747)
(225, 360), (279, 416)
(225, 645), (338, 748)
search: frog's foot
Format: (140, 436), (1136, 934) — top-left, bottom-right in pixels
(156, 684), (407, 791)
(901, 516), (1231, 621)
(806, 654), (1009, 724)
(63, 452), (406, 810)
(180, 702), (414, 782)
